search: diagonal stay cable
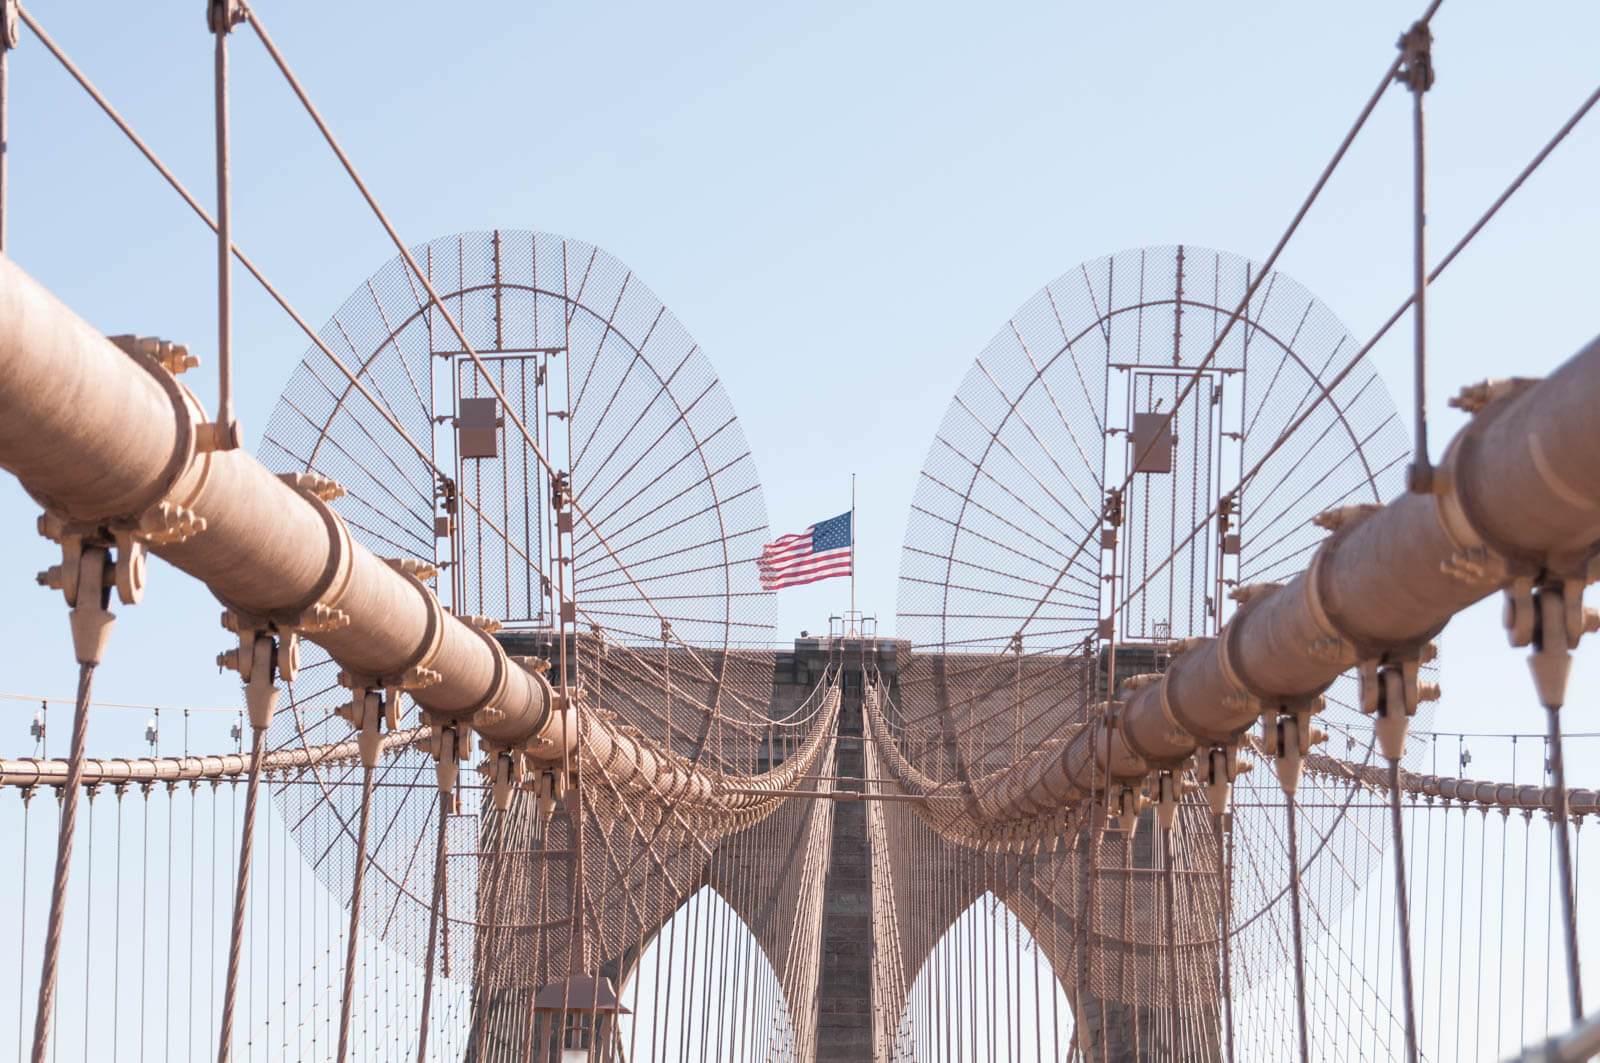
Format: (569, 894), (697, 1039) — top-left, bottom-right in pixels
(1113, 74), (1600, 619)
(241, 3), (749, 690)
(14, 5), (446, 483)
(892, 56), (1600, 814)
(1007, 0), (1443, 641)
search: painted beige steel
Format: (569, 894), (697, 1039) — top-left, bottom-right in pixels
(0, 254), (563, 752)
(994, 333), (1600, 816)
(581, 685), (841, 812)
(0, 711), (846, 807)
(0, 726), (429, 788)
(5, 250), (1599, 817)
(0, 254), (839, 806)
(1299, 750), (1600, 817)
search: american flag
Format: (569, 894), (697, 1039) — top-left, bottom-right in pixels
(759, 512), (853, 590)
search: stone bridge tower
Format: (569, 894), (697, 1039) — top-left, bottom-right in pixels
(479, 632), (1222, 1061)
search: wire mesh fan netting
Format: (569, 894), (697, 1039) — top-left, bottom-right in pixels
(253, 231), (824, 1053)
(883, 246), (1432, 1056)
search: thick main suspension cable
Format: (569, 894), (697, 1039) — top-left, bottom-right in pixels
(1009, 0), (1443, 644)
(1114, 74), (1600, 620)
(242, 3), (741, 697)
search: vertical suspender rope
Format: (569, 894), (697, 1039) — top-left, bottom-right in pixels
(1033, 851), (1044, 1063)
(625, 831), (648, 1063)
(0, 0), (13, 253)
(1493, 804), (1508, 1057)
(82, 785), (96, 1056)
(1386, 758), (1420, 1063)
(952, 843), (964, 1062)
(32, 542), (117, 1063)
(208, 781), (219, 1050)
(1284, 789), (1310, 1063)
(139, 783), (149, 1063)
(335, 764), (376, 1063)
(17, 786), (30, 1063)
(1398, 21), (1434, 493)
(1545, 790), (1558, 1036)
(1395, 25), (1436, 1047)
(30, 661), (96, 1063)
(1521, 804), (1533, 1048)
(1440, 742), (1452, 1050)
(112, 785), (124, 1060)
(677, 856), (703, 1062)
(414, 797), (448, 1063)
(188, 780), (198, 1062)
(706, 840), (726, 1061)
(1073, 719), (1097, 1063)
(736, 822), (759, 1063)
(164, 783), (173, 1061)
(208, 0), (238, 440)
(1218, 809), (1235, 1063)
(1453, 745), (1466, 1056)
(983, 889), (994, 1063)
(1546, 702), (1584, 1020)
(216, 726), (267, 1063)
(1162, 825), (1181, 1054)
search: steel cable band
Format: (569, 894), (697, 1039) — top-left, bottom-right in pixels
(1434, 377), (1549, 572)
(214, 476), (355, 629)
(102, 353), (197, 525)
(367, 564), (446, 688)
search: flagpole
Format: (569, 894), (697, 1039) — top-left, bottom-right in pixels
(850, 473), (857, 636)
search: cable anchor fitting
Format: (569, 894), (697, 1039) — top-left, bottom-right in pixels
(1395, 22), (1435, 95)
(1111, 784), (1145, 836)
(1199, 744), (1251, 816)
(1260, 700), (1327, 797)
(1512, 576), (1600, 710)
(334, 674), (394, 769)
(217, 625), (296, 732)
(1357, 643), (1439, 763)
(1, 0), (18, 51)
(35, 526), (125, 665)
(1153, 770), (1190, 833)
(207, 0), (245, 35)
(423, 713), (474, 813)
(550, 470), (572, 512)
(478, 747), (526, 813)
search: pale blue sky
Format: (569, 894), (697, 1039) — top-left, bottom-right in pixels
(0, 3), (1598, 1056)
(1, 0), (1597, 774)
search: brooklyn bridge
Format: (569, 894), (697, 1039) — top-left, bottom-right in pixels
(0, 1), (1596, 1061)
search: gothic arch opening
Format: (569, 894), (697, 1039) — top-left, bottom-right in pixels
(896, 890), (1075, 1062)
(620, 885), (800, 1062)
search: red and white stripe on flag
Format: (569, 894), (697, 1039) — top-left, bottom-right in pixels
(759, 512), (853, 590)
